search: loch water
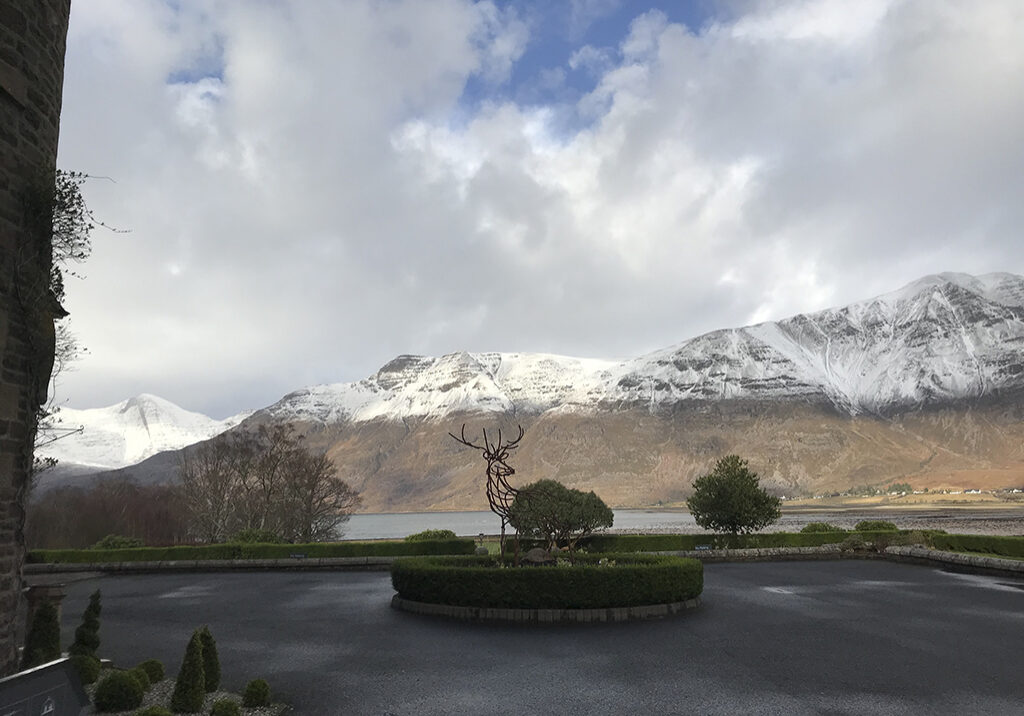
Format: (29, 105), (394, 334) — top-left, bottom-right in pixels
(343, 508), (1024, 540)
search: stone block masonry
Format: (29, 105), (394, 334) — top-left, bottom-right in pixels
(0, 0), (72, 676)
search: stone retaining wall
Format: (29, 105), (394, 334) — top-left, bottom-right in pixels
(23, 556), (397, 574)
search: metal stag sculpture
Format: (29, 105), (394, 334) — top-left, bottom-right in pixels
(449, 424), (525, 559)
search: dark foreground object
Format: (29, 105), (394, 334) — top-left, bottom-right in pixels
(60, 561), (1024, 715)
(0, 658), (89, 715)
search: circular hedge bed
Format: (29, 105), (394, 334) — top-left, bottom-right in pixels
(390, 553), (703, 610)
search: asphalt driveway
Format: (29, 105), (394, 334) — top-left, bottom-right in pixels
(59, 561), (1024, 715)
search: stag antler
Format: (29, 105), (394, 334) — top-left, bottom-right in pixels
(449, 423), (527, 561)
(449, 423), (486, 451)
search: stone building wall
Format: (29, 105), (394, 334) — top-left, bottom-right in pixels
(0, 0), (71, 676)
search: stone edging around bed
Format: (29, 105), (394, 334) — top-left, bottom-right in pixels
(390, 594), (702, 623)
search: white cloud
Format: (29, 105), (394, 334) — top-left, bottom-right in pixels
(55, 0), (1024, 417)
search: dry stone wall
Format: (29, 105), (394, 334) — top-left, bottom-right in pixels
(0, 0), (71, 676)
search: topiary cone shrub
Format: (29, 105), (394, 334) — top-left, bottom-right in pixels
(22, 600), (61, 668)
(93, 670), (144, 712)
(198, 626), (221, 692)
(242, 679), (271, 707)
(170, 631), (206, 713)
(69, 589), (102, 657)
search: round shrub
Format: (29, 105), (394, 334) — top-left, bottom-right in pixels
(135, 707), (173, 716)
(210, 699), (241, 716)
(129, 666), (151, 691)
(243, 679), (271, 707)
(800, 522), (846, 533)
(94, 670), (144, 712)
(138, 658), (165, 683)
(390, 553), (704, 609)
(69, 654), (101, 685)
(404, 529), (458, 542)
(854, 520), (898, 531)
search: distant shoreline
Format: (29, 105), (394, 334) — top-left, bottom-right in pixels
(353, 497), (1024, 516)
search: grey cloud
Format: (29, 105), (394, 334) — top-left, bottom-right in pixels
(55, 0), (1024, 418)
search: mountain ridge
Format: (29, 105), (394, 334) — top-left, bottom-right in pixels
(38, 271), (1024, 508)
(256, 271), (1024, 424)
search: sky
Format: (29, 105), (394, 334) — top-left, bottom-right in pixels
(54, 0), (1024, 419)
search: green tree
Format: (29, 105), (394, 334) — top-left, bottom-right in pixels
(508, 479), (614, 551)
(686, 455), (781, 535)
(169, 631), (205, 713)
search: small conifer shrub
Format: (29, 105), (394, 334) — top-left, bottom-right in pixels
(69, 654), (101, 685)
(138, 658), (166, 682)
(22, 601), (60, 668)
(93, 670), (144, 712)
(210, 699), (241, 716)
(170, 632), (206, 713)
(198, 626), (221, 692)
(242, 679), (271, 707)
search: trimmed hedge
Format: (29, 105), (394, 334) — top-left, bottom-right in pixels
(568, 531), (905, 552)
(930, 534), (1024, 559)
(405, 529), (458, 542)
(390, 553), (703, 609)
(800, 522), (846, 534)
(27, 538), (476, 564)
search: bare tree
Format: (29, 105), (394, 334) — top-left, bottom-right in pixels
(179, 424), (360, 543)
(179, 437), (241, 542)
(281, 450), (361, 543)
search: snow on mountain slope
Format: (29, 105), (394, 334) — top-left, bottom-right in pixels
(261, 272), (1024, 423)
(615, 272), (1024, 414)
(261, 352), (617, 423)
(40, 394), (249, 469)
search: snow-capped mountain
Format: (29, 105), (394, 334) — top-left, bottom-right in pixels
(39, 394), (250, 470)
(40, 272), (1024, 508)
(261, 272), (1024, 423)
